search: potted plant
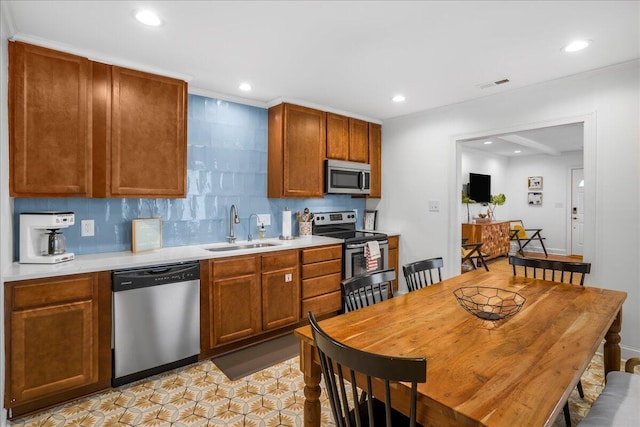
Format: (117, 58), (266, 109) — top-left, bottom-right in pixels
(487, 193), (506, 219)
(462, 191), (476, 223)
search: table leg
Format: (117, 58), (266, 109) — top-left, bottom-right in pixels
(604, 309), (622, 377)
(300, 340), (322, 427)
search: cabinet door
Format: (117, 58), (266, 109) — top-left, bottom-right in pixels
(5, 273), (110, 414)
(262, 251), (299, 330)
(268, 103), (326, 198)
(326, 113), (349, 160)
(368, 123), (382, 198)
(388, 236), (400, 292)
(9, 41), (92, 197)
(110, 66), (187, 197)
(348, 118), (369, 163)
(210, 256), (261, 346)
(262, 267), (300, 330)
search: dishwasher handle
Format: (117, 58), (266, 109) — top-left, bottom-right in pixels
(113, 262), (200, 292)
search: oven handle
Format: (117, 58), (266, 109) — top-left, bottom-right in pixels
(345, 240), (389, 250)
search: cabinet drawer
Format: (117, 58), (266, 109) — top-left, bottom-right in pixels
(302, 245), (342, 264)
(262, 250), (298, 271)
(212, 256), (258, 278)
(302, 273), (342, 299)
(302, 259), (342, 279)
(10, 274), (96, 310)
(302, 290), (342, 316)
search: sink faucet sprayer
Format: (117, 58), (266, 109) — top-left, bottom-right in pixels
(228, 204), (240, 243)
(248, 213), (259, 242)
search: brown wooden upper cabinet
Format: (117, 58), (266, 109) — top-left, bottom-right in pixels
(93, 64), (187, 197)
(268, 103), (326, 198)
(326, 113), (369, 163)
(368, 123), (382, 198)
(9, 41), (187, 198)
(9, 41), (92, 197)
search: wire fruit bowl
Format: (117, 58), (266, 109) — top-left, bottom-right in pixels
(454, 286), (526, 320)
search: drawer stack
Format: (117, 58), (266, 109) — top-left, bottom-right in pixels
(300, 244), (343, 316)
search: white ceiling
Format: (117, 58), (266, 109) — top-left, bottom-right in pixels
(3, 1), (639, 124)
(460, 122), (585, 158)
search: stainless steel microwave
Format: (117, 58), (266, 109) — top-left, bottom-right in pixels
(325, 159), (371, 195)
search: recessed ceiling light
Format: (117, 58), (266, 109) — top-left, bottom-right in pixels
(135, 10), (162, 26)
(563, 39), (591, 53)
(239, 83), (252, 91)
(392, 95), (406, 103)
(514, 150), (522, 154)
(483, 141), (493, 145)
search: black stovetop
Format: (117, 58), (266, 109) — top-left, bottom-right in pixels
(311, 211), (387, 244)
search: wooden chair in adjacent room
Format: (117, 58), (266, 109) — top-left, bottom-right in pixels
(341, 268), (396, 312)
(308, 312), (427, 427)
(509, 255), (592, 427)
(509, 220), (548, 257)
(403, 257), (443, 292)
(461, 240), (489, 272)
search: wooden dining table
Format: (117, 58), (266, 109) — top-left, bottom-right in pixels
(294, 270), (626, 427)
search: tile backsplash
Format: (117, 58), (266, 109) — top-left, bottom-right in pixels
(13, 95), (365, 260)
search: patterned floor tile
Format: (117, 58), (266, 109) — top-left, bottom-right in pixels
(9, 353), (612, 426)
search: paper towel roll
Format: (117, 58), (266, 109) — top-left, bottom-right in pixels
(282, 209), (292, 238)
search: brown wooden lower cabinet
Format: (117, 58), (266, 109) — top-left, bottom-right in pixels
(201, 250), (301, 357)
(388, 235), (400, 292)
(462, 221), (510, 260)
(4, 272), (111, 419)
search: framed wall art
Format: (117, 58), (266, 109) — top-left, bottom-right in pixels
(132, 217), (162, 252)
(528, 192), (543, 206)
(363, 210), (378, 231)
(528, 176), (543, 190)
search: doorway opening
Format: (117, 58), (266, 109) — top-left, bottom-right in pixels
(454, 118), (590, 268)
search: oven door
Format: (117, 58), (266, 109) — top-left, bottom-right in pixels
(344, 240), (389, 280)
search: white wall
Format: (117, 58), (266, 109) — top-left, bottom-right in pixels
(460, 150), (509, 222)
(1, 12), (11, 424)
(374, 60), (640, 358)
(507, 151), (583, 255)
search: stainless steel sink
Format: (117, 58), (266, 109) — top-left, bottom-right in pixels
(204, 242), (280, 252)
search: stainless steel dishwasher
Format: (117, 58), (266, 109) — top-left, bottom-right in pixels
(112, 261), (200, 387)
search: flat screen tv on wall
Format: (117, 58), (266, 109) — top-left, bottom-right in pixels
(468, 173), (491, 203)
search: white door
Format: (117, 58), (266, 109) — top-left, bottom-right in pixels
(571, 168), (584, 256)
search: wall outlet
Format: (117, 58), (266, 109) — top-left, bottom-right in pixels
(81, 220), (95, 237)
(257, 214), (271, 226)
(428, 200), (440, 212)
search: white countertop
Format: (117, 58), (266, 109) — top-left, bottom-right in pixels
(3, 236), (344, 282)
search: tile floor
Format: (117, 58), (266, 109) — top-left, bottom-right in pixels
(10, 352), (606, 427)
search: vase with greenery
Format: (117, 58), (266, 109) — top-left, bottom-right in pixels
(488, 193), (506, 219)
(462, 191), (476, 223)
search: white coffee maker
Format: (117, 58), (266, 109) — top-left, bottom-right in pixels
(20, 212), (75, 264)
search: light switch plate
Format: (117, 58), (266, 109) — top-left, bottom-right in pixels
(257, 214), (271, 226)
(81, 220), (95, 237)
(428, 200), (440, 212)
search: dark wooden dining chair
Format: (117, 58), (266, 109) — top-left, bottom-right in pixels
(509, 220), (548, 257)
(461, 241), (489, 272)
(509, 255), (591, 427)
(308, 312), (427, 427)
(402, 257), (443, 292)
(341, 268), (396, 313)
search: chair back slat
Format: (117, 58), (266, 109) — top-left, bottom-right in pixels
(403, 257), (443, 292)
(509, 256), (591, 286)
(341, 269), (396, 312)
(308, 312), (427, 427)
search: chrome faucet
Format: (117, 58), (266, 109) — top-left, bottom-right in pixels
(227, 204), (240, 243)
(247, 213), (259, 242)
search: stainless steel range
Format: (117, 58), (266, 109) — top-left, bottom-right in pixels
(312, 210), (389, 279)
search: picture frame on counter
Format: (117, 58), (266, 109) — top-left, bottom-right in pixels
(363, 210), (378, 231)
(132, 217), (162, 253)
